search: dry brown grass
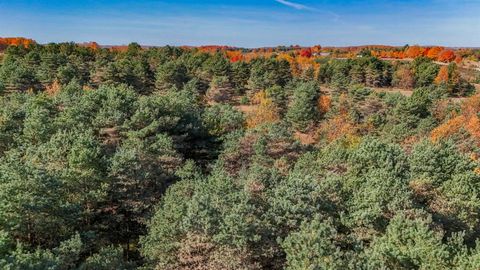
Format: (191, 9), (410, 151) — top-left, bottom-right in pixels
(294, 131), (316, 145)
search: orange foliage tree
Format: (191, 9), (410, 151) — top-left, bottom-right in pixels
(426, 46), (444, 59)
(405, 46), (424, 58)
(431, 115), (465, 142)
(454, 55), (463, 64)
(437, 50), (455, 62)
(434, 66), (449, 84)
(226, 50), (243, 63)
(317, 95), (332, 115)
(431, 95), (480, 144)
(0, 37), (35, 50)
(79, 42), (100, 50)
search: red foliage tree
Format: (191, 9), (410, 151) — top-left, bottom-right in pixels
(299, 48), (312, 58)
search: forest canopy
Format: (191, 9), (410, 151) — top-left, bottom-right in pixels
(0, 41), (480, 269)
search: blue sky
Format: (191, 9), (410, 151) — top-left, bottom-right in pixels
(0, 0), (479, 47)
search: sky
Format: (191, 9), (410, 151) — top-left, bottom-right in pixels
(0, 0), (479, 47)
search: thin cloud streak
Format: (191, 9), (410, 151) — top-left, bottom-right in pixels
(274, 0), (340, 21)
(275, 0), (311, 10)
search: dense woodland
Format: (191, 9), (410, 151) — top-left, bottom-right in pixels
(0, 41), (480, 269)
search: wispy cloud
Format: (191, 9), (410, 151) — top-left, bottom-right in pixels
(274, 0), (341, 22)
(275, 0), (312, 11)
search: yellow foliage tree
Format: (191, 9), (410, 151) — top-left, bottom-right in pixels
(246, 91), (280, 128)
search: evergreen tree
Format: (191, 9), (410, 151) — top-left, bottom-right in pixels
(286, 81), (320, 130)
